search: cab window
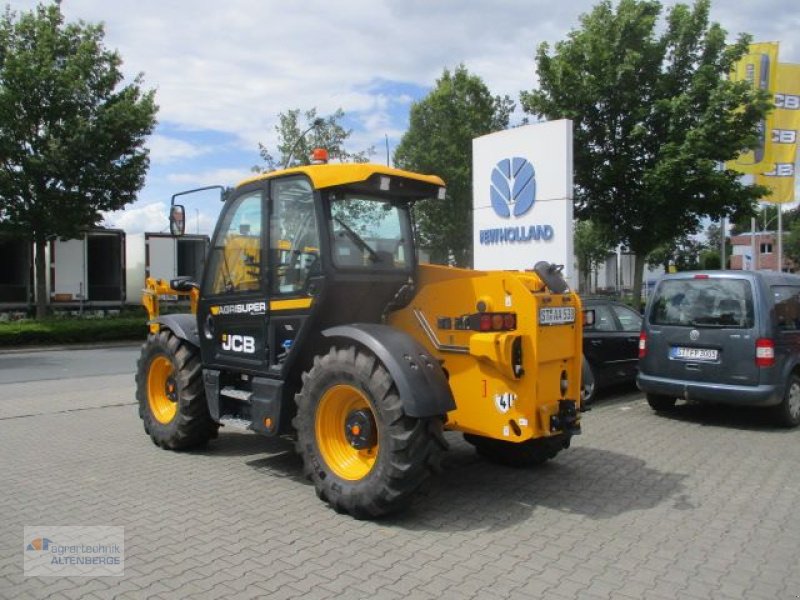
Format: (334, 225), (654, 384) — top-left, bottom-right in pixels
(270, 178), (320, 295)
(204, 190), (263, 295)
(329, 193), (410, 269)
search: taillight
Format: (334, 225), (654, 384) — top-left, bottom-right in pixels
(469, 312), (517, 332)
(639, 332), (647, 358)
(755, 338), (775, 367)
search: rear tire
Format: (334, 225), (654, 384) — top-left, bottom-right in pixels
(647, 393), (677, 412)
(772, 374), (800, 428)
(136, 330), (218, 450)
(293, 346), (445, 519)
(464, 434), (567, 468)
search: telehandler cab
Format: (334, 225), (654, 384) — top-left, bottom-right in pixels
(137, 150), (583, 518)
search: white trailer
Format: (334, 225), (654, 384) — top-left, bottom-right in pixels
(125, 233), (208, 304)
(49, 229), (126, 306)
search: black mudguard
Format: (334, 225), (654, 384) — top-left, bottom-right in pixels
(151, 314), (200, 348)
(323, 323), (456, 418)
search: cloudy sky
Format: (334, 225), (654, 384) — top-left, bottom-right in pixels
(9, 0), (800, 234)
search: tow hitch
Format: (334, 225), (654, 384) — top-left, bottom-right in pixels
(550, 400), (581, 436)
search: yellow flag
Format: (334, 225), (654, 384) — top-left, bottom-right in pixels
(726, 42), (779, 175)
(757, 63), (800, 203)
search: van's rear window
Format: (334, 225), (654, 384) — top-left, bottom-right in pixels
(650, 278), (754, 328)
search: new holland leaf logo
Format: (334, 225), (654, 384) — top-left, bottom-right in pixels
(490, 157), (536, 218)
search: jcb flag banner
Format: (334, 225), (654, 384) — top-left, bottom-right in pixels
(757, 63), (800, 203)
(726, 42), (779, 175)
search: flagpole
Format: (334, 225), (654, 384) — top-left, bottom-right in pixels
(778, 203), (783, 272)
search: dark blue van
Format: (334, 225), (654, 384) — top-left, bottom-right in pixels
(637, 270), (800, 427)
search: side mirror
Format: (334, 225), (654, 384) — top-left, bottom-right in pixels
(170, 204), (186, 236)
(583, 309), (596, 328)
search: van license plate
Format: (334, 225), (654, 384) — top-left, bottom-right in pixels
(670, 347), (718, 361)
(539, 307), (575, 325)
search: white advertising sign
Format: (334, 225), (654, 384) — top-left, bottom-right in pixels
(472, 120), (574, 286)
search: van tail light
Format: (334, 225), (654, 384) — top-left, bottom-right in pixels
(755, 338), (775, 368)
(638, 332), (647, 358)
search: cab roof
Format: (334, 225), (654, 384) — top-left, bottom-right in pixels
(237, 162), (445, 191)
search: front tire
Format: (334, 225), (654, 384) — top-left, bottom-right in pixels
(293, 346), (445, 519)
(772, 373), (800, 428)
(136, 330), (218, 450)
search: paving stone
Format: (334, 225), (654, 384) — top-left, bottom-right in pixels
(1, 373), (799, 600)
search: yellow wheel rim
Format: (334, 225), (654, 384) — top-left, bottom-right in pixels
(315, 384), (379, 481)
(147, 355), (178, 424)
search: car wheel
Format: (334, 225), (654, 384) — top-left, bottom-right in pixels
(647, 393), (677, 412)
(772, 373), (800, 428)
(581, 358), (596, 405)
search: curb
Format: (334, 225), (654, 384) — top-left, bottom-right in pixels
(0, 340), (142, 355)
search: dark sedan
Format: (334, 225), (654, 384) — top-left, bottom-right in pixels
(581, 297), (642, 403)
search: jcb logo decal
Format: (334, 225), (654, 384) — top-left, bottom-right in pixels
(764, 163), (796, 177)
(771, 129), (797, 144)
(775, 94), (800, 110)
(221, 334), (255, 354)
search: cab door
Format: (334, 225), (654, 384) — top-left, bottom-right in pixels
(264, 176), (322, 374)
(197, 184), (269, 374)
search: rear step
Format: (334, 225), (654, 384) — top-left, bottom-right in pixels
(220, 387), (253, 402)
(219, 416), (252, 431)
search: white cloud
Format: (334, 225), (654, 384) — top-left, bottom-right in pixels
(101, 202), (169, 234)
(147, 134), (212, 164)
(101, 201), (220, 236)
(8, 0), (799, 227)
(10, 0), (798, 148)
(166, 167), (256, 188)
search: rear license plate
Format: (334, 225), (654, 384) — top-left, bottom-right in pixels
(539, 307), (576, 326)
(670, 346), (719, 361)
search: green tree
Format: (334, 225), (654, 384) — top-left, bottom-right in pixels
(521, 0), (769, 309)
(729, 203), (800, 236)
(648, 235), (706, 272)
(394, 65), (514, 267)
(256, 108), (373, 172)
(0, 4), (157, 318)
(704, 222), (728, 268)
(574, 219), (613, 292)
(706, 222), (723, 250)
(784, 219), (800, 268)
(699, 248), (721, 269)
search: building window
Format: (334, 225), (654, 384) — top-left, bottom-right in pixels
(761, 243), (773, 254)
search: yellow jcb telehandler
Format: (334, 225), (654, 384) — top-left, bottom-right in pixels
(137, 151), (583, 518)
